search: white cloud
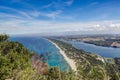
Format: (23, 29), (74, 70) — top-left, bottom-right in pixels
(44, 10), (62, 19)
(0, 13), (22, 19)
(90, 2), (98, 6)
(65, 0), (74, 6)
(0, 18), (120, 35)
(0, 6), (63, 20)
(0, 6), (32, 19)
(28, 11), (41, 17)
(42, 3), (53, 9)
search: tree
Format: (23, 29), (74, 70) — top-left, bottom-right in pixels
(0, 34), (9, 42)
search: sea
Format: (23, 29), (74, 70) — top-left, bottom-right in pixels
(11, 36), (120, 70)
(11, 36), (70, 71)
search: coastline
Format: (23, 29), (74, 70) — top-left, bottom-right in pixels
(48, 39), (77, 71)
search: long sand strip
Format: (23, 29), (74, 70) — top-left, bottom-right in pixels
(49, 40), (77, 71)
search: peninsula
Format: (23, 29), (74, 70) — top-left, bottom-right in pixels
(48, 38), (120, 80)
(49, 40), (77, 71)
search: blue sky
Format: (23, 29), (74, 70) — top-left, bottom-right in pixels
(0, 0), (120, 35)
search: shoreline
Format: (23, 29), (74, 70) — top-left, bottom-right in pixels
(48, 40), (77, 71)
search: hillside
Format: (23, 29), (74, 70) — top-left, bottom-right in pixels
(0, 34), (77, 80)
(0, 34), (120, 80)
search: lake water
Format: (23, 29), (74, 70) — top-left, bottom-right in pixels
(67, 40), (120, 58)
(11, 36), (70, 71)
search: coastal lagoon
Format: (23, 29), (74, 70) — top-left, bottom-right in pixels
(11, 36), (70, 71)
(68, 40), (120, 58)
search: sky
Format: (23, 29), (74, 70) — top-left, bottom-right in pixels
(0, 0), (120, 35)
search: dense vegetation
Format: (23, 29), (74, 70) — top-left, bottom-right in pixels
(50, 38), (120, 80)
(0, 34), (33, 79)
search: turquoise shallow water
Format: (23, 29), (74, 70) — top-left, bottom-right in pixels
(11, 36), (70, 71)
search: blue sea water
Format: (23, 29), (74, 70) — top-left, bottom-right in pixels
(11, 36), (70, 71)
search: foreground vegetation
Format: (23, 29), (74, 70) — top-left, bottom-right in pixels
(0, 34), (77, 80)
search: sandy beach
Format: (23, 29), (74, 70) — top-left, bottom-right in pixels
(49, 40), (77, 71)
